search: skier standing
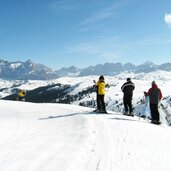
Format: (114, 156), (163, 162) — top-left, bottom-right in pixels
(145, 81), (162, 124)
(121, 78), (135, 116)
(96, 75), (107, 113)
(18, 89), (26, 101)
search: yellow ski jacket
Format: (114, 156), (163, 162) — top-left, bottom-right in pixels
(97, 80), (106, 95)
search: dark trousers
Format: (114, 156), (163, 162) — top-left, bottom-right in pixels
(150, 103), (160, 122)
(96, 94), (101, 110)
(123, 98), (133, 114)
(98, 95), (106, 111)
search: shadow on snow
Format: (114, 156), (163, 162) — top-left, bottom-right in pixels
(39, 111), (136, 123)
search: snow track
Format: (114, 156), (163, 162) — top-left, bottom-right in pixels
(69, 114), (116, 171)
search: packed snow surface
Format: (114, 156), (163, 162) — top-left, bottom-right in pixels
(0, 100), (171, 171)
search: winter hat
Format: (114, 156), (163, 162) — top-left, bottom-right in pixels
(152, 81), (156, 85)
(127, 78), (131, 81)
(99, 75), (104, 80)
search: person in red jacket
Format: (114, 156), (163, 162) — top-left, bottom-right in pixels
(145, 81), (162, 124)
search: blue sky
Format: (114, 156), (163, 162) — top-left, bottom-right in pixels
(0, 0), (171, 70)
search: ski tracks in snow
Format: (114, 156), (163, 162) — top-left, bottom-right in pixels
(69, 114), (117, 171)
(69, 113), (171, 171)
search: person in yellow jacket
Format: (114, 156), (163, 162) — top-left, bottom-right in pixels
(18, 89), (26, 101)
(96, 75), (107, 113)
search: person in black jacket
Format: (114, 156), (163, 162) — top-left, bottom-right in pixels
(121, 78), (135, 116)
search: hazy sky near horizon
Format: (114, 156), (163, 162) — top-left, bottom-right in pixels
(0, 0), (171, 70)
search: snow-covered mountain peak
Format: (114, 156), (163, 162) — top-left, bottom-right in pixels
(1, 59), (171, 79)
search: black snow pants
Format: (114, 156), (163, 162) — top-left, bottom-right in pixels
(98, 95), (106, 112)
(96, 94), (101, 110)
(123, 97), (133, 114)
(150, 103), (160, 122)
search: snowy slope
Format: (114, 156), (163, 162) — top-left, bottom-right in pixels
(0, 100), (171, 171)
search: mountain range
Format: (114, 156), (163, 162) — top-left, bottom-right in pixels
(1, 59), (171, 80)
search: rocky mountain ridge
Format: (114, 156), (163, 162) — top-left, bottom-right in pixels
(1, 59), (171, 80)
